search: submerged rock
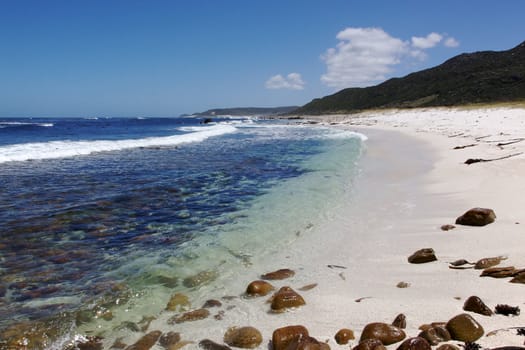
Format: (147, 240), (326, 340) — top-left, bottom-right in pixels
(463, 296), (493, 316)
(245, 280), (275, 297)
(166, 293), (191, 312)
(261, 268), (295, 280)
(455, 208), (496, 226)
(199, 339), (232, 350)
(272, 325), (310, 350)
(168, 309), (210, 324)
(159, 332), (181, 349)
(335, 328), (355, 345)
(270, 286), (306, 312)
(202, 299), (222, 308)
(125, 330), (162, 350)
(359, 323), (406, 345)
(446, 313), (484, 342)
(408, 248), (437, 264)
(183, 270), (218, 288)
(224, 326), (263, 349)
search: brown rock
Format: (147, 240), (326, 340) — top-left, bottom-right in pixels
(359, 323), (406, 345)
(475, 256), (505, 269)
(446, 313), (484, 342)
(440, 224), (456, 231)
(272, 325), (309, 350)
(417, 325), (451, 345)
(159, 332), (181, 349)
(77, 336), (104, 350)
(392, 314), (407, 329)
(335, 329), (355, 345)
(408, 249), (437, 264)
(246, 280), (275, 297)
(125, 331), (162, 350)
(168, 309), (210, 324)
(224, 326), (263, 349)
(166, 293), (191, 312)
(270, 286), (305, 312)
(199, 339), (232, 350)
(436, 345), (460, 350)
(396, 337), (431, 350)
(396, 282), (410, 288)
(455, 208), (496, 226)
(288, 336), (330, 350)
(202, 299), (222, 308)
(463, 296), (493, 316)
(510, 271), (525, 284)
(480, 266), (516, 278)
(352, 339), (387, 350)
(261, 268), (295, 280)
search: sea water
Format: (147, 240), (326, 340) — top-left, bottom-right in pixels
(0, 116), (366, 348)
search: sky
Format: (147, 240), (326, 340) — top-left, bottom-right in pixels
(1, 0), (524, 118)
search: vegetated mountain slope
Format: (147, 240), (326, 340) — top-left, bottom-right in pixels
(295, 41), (525, 115)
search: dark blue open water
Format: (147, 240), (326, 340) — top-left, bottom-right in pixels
(0, 116), (365, 349)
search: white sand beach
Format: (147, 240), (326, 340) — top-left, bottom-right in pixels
(280, 106), (525, 349)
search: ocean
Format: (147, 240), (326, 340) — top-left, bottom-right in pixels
(0, 116), (366, 349)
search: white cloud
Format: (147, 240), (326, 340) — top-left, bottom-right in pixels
(321, 27), (460, 89)
(411, 32), (443, 49)
(321, 27), (408, 88)
(265, 73), (305, 90)
(444, 37), (460, 47)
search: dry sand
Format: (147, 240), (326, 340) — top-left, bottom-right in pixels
(291, 106), (525, 349)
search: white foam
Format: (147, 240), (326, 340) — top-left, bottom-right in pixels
(0, 124), (237, 163)
(0, 121), (54, 128)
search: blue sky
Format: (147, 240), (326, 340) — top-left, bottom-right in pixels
(1, 0), (524, 118)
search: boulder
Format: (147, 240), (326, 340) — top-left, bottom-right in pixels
(445, 313), (484, 342)
(224, 326), (263, 349)
(510, 271), (525, 284)
(246, 280), (275, 297)
(202, 299), (222, 308)
(287, 336), (330, 350)
(335, 328), (355, 345)
(417, 325), (451, 345)
(396, 337), (431, 350)
(261, 268), (295, 280)
(463, 296), (493, 316)
(408, 248), (437, 264)
(270, 286), (305, 312)
(392, 314), (407, 329)
(455, 208), (496, 226)
(359, 323), (406, 345)
(272, 325), (309, 350)
(352, 339), (387, 350)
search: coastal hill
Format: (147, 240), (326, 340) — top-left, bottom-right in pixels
(192, 106), (299, 117)
(294, 40), (525, 115)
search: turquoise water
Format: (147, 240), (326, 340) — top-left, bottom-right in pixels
(0, 117), (365, 348)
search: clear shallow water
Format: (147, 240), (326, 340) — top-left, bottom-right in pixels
(0, 117), (365, 348)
